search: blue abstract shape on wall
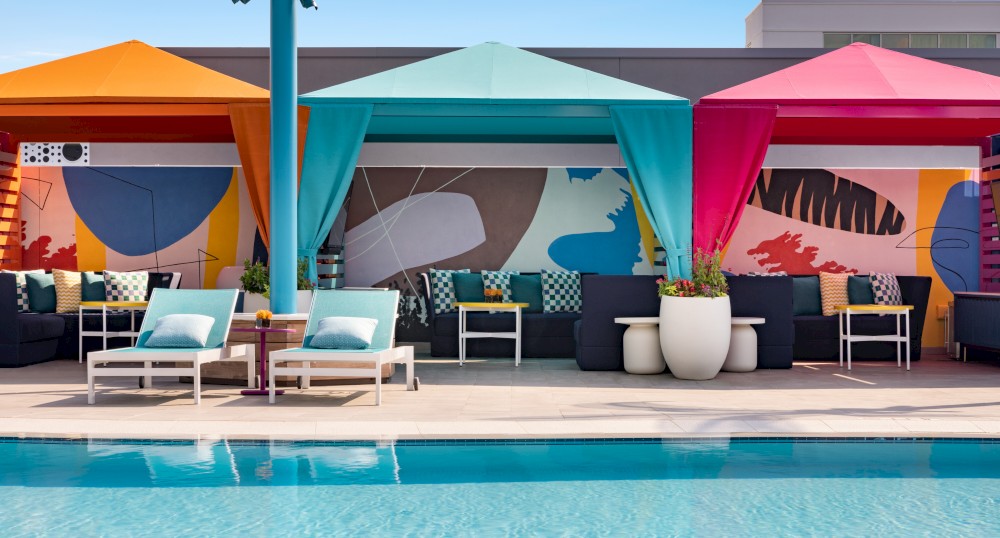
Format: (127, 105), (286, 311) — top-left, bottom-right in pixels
(566, 168), (629, 182)
(931, 182), (980, 292)
(64, 167), (232, 256)
(548, 189), (642, 274)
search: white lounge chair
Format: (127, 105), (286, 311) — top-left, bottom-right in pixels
(87, 289), (253, 405)
(268, 289), (416, 406)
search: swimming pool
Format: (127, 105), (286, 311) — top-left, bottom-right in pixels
(2, 437), (999, 536)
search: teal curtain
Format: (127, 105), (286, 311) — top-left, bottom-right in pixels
(297, 104), (373, 285)
(610, 105), (693, 279)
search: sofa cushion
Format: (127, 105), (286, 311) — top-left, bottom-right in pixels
(792, 276), (821, 316)
(429, 269), (469, 314)
(2, 269), (43, 312)
(870, 272), (903, 306)
(819, 272), (849, 316)
(848, 275), (875, 305)
(510, 274), (543, 313)
(103, 270), (149, 302)
(453, 272), (485, 303)
(25, 273), (56, 313)
(82, 272), (106, 302)
(17, 313), (65, 343)
(482, 270), (519, 303)
(53, 269), (82, 314)
(541, 270), (581, 313)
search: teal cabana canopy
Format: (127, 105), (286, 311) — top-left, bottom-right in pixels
(298, 42), (693, 280)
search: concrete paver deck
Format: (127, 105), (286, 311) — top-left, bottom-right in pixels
(2, 353), (1000, 440)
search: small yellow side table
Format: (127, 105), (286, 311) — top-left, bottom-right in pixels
(834, 304), (914, 371)
(454, 302), (531, 367)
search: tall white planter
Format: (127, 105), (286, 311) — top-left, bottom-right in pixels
(242, 290), (314, 313)
(296, 290), (314, 314)
(659, 295), (731, 380)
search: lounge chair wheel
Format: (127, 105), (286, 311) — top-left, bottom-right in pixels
(296, 376), (303, 390)
(138, 377), (145, 389)
(413, 377), (420, 390)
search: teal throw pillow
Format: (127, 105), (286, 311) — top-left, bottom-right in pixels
(81, 272), (107, 302)
(25, 272), (56, 313)
(847, 275), (875, 305)
(310, 316), (378, 350)
(510, 274), (543, 313)
(792, 276), (822, 316)
(452, 272), (485, 303)
(2, 269), (43, 312)
(144, 314), (216, 348)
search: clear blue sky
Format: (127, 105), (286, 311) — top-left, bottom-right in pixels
(0, 1), (760, 72)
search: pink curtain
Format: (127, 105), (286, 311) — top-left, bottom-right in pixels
(692, 104), (778, 252)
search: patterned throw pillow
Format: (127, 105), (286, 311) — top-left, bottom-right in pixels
(53, 269), (82, 314)
(746, 271), (788, 276)
(103, 270), (149, 302)
(818, 272), (850, 317)
(2, 269), (43, 312)
(870, 272), (903, 306)
(310, 316), (378, 350)
(144, 314), (216, 348)
(541, 270), (582, 313)
(482, 270), (520, 303)
(429, 269), (470, 314)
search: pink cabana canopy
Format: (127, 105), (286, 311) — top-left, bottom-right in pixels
(694, 42), (1000, 251)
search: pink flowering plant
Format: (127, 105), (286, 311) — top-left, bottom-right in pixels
(656, 247), (728, 298)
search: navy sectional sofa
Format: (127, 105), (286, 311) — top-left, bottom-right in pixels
(1, 272), (181, 367)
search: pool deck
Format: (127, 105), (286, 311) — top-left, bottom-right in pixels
(3, 352), (1000, 440)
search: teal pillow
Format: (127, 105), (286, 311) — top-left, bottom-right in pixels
(510, 274), (543, 313)
(310, 317), (378, 350)
(792, 276), (821, 316)
(848, 275), (875, 305)
(81, 272), (106, 302)
(452, 272), (485, 303)
(25, 272), (56, 313)
(144, 314), (215, 348)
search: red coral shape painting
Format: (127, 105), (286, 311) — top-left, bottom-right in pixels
(747, 231), (856, 274)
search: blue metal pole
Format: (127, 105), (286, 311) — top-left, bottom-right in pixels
(269, 0), (297, 314)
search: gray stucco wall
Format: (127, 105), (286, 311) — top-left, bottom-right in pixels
(165, 46), (1000, 103)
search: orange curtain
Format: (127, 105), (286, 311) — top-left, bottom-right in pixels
(228, 103), (311, 252)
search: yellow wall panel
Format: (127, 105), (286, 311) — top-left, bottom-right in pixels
(203, 170), (240, 289)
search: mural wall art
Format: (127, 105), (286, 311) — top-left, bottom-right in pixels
(19, 166), (259, 289)
(725, 168), (980, 347)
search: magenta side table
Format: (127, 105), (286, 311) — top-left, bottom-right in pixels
(231, 327), (296, 396)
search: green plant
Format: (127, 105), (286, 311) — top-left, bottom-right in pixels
(240, 259), (269, 295)
(297, 258), (316, 290)
(656, 246), (728, 298)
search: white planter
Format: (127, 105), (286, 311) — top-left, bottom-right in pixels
(242, 292), (269, 314)
(659, 295), (731, 380)
(243, 290), (313, 313)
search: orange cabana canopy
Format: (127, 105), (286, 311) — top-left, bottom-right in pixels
(0, 40), (307, 250)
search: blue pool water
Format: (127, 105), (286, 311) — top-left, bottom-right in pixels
(3, 438), (1000, 536)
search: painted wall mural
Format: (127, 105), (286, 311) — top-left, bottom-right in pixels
(342, 167), (657, 340)
(725, 168), (980, 348)
(19, 166), (258, 289)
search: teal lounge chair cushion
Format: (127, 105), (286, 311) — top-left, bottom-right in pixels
(453, 272), (485, 303)
(792, 276), (822, 316)
(310, 316), (378, 349)
(136, 289), (238, 349)
(848, 275), (875, 305)
(510, 274), (543, 313)
(25, 272), (56, 313)
(144, 314), (216, 348)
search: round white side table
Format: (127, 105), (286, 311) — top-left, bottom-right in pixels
(722, 317), (766, 373)
(614, 317), (666, 374)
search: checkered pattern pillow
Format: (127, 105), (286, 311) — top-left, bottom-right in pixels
(482, 270), (520, 303)
(103, 271), (149, 302)
(746, 271), (788, 276)
(541, 270), (582, 313)
(870, 272), (903, 306)
(2, 269), (43, 312)
(430, 269), (469, 314)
